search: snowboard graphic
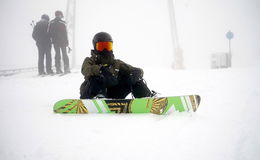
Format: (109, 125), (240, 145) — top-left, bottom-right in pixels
(53, 95), (201, 115)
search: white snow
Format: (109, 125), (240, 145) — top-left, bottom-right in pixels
(0, 66), (260, 160)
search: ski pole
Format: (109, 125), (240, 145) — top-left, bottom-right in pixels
(68, 46), (72, 53)
(30, 20), (35, 28)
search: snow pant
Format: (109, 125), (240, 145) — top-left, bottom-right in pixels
(36, 43), (53, 74)
(53, 44), (70, 73)
(80, 76), (152, 99)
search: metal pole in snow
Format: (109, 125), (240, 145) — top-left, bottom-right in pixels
(226, 30), (234, 67)
(65, 0), (76, 68)
(168, 0), (184, 69)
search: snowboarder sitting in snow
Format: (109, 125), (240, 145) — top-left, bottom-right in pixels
(80, 32), (155, 99)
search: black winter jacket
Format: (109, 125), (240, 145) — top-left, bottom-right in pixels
(32, 19), (51, 45)
(48, 17), (68, 46)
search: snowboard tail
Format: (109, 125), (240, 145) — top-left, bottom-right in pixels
(53, 95), (200, 115)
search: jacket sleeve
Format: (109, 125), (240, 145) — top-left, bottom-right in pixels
(64, 23), (69, 46)
(47, 22), (53, 41)
(118, 60), (144, 78)
(32, 24), (38, 41)
(60, 20), (69, 46)
(81, 57), (101, 77)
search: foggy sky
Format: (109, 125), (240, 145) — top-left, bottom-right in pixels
(0, 0), (259, 69)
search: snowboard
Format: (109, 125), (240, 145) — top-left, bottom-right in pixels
(53, 95), (201, 115)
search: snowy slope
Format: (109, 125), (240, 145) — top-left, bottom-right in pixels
(0, 67), (260, 160)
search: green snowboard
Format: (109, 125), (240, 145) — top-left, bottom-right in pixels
(53, 95), (201, 115)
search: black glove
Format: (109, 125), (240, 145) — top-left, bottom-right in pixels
(100, 66), (118, 87)
(128, 69), (143, 85)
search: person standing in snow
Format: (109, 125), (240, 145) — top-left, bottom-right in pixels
(80, 32), (156, 99)
(48, 10), (70, 74)
(32, 14), (54, 75)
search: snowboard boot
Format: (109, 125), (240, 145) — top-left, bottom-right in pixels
(47, 70), (55, 75)
(93, 94), (106, 99)
(93, 89), (107, 99)
(56, 69), (63, 74)
(150, 90), (160, 97)
(132, 80), (152, 98)
(39, 72), (47, 76)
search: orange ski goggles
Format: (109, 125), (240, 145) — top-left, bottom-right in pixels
(95, 41), (113, 51)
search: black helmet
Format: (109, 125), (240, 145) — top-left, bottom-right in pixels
(55, 10), (64, 18)
(41, 14), (49, 21)
(92, 32), (113, 49)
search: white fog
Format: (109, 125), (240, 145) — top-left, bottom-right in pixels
(0, 0), (259, 69)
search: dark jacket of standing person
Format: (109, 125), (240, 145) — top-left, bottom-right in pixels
(48, 15), (68, 47)
(32, 15), (51, 46)
(32, 14), (53, 75)
(48, 10), (70, 74)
